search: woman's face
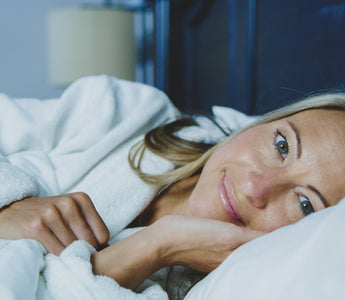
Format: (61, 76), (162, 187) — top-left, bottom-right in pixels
(188, 109), (345, 232)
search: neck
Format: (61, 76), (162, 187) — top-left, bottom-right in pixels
(145, 175), (199, 226)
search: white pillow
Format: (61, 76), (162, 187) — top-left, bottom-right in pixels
(176, 106), (258, 144)
(212, 105), (258, 133)
(185, 198), (345, 300)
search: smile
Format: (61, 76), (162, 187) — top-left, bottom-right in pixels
(218, 173), (244, 226)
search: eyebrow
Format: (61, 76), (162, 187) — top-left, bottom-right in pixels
(288, 121), (301, 158)
(307, 185), (330, 208)
(287, 121), (330, 208)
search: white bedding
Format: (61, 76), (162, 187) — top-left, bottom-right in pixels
(186, 106), (345, 299)
(186, 198), (345, 300)
(0, 76), (344, 299)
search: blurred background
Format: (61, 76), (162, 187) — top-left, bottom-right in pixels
(0, 0), (95, 99)
(1, 0), (345, 114)
(0, 0), (154, 99)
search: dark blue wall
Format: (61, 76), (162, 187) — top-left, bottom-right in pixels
(168, 0), (345, 115)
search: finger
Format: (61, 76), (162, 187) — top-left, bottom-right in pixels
(29, 219), (65, 255)
(69, 211), (99, 249)
(43, 205), (78, 247)
(41, 230), (66, 256)
(57, 195), (100, 249)
(73, 193), (110, 246)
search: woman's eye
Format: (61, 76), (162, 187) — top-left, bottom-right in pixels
(275, 131), (289, 159)
(299, 195), (314, 216)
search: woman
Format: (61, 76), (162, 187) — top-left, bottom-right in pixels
(0, 76), (345, 299)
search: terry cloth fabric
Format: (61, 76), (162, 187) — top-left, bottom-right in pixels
(0, 75), (256, 299)
(0, 75), (179, 299)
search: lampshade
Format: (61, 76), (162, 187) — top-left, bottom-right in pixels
(48, 7), (136, 86)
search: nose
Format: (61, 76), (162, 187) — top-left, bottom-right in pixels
(242, 170), (288, 208)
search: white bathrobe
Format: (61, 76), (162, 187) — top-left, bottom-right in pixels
(0, 75), (230, 299)
(0, 75), (178, 299)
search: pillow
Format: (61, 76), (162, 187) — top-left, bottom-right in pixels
(212, 105), (259, 133)
(176, 106), (258, 144)
(185, 198), (345, 300)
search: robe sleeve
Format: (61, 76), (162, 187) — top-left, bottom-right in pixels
(44, 240), (168, 300)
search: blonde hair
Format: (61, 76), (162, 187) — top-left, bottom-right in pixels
(129, 93), (345, 188)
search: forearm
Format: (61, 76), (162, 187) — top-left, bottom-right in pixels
(91, 215), (263, 291)
(92, 227), (166, 290)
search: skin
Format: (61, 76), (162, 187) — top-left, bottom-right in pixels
(2, 109), (345, 291)
(187, 109), (345, 231)
(0, 193), (109, 254)
(94, 109), (345, 289)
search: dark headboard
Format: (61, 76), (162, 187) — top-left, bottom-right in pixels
(166, 0), (345, 115)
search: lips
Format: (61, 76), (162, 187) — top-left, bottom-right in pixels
(218, 173), (244, 226)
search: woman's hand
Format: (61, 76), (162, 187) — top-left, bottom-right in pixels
(92, 215), (263, 290)
(0, 193), (109, 255)
(155, 215), (264, 273)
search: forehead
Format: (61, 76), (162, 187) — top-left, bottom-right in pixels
(286, 108), (345, 128)
(284, 109), (345, 144)
(283, 109), (345, 204)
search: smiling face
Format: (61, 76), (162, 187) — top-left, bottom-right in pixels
(188, 109), (345, 232)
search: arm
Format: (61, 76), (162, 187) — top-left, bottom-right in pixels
(92, 226), (163, 291)
(0, 193), (109, 255)
(92, 215), (263, 290)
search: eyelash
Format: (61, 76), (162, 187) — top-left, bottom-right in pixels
(272, 130), (315, 217)
(273, 130), (289, 159)
(298, 194), (315, 216)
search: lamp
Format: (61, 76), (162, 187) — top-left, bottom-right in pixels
(47, 7), (136, 86)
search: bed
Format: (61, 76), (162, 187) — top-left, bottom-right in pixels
(0, 74), (344, 300)
(1, 0), (345, 298)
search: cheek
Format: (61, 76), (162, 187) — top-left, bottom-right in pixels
(249, 201), (298, 232)
(188, 180), (219, 219)
(208, 128), (263, 168)
(249, 214), (288, 232)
